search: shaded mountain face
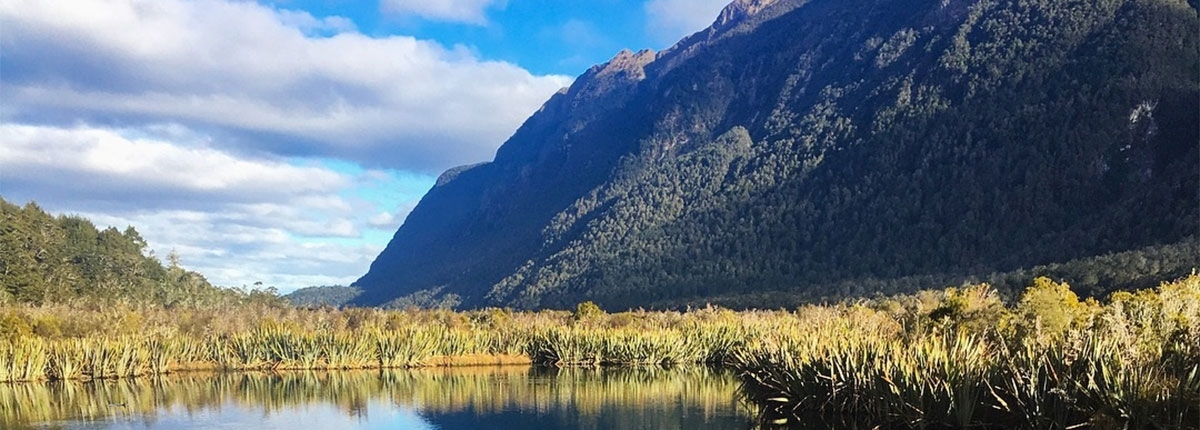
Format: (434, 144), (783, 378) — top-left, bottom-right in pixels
(355, 0), (1200, 309)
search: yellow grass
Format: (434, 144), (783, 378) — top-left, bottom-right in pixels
(0, 274), (1196, 429)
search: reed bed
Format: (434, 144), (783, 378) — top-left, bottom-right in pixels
(0, 275), (1197, 429)
(0, 302), (778, 381)
(734, 275), (1200, 429)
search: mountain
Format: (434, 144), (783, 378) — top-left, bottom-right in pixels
(354, 0), (1200, 310)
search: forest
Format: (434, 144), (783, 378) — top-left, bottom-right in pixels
(0, 198), (284, 308)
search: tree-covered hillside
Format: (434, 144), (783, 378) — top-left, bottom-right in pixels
(356, 0), (1199, 309)
(284, 285), (361, 308)
(0, 198), (277, 307)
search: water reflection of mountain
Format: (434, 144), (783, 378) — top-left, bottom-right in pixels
(414, 367), (752, 430)
(0, 366), (754, 430)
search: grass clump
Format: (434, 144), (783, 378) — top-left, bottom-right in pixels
(733, 275), (1200, 429)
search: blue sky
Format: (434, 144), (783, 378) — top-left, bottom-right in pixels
(0, 0), (730, 292)
(269, 0), (673, 76)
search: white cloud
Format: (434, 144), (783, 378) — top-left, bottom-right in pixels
(644, 0), (731, 45)
(0, 123), (430, 292)
(0, 0), (571, 293)
(380, 0), (506, 25)
(0, 124), (345, 197)
(83, 207), (386, 290)
(368, 211), (399, 228)
(0, 0), (570, 173)
(275, 9), (357, 35)
(365, 200), (417, 230)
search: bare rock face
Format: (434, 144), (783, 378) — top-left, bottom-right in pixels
(567, 48), (658, 113)
(715, 0), (781, 28)
(593, 48), (657, 82)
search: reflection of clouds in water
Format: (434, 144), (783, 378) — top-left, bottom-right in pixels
(141, 401), (435, 430)
(1, 367), (750, 430)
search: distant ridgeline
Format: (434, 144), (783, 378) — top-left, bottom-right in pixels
(284, 285), (362, 308)
(355, 0), (1199, 310)
(0, 198), (277, 307)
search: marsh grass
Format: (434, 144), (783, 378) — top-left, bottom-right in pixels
(0, 275), (1197, 429)
(735, 275), (1200, 429)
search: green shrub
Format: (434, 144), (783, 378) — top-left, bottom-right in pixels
(573, 301), (605, 322)
(0, 312), (32, 340)
(31, 316), (62, 338)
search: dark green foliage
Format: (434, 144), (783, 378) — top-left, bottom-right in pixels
(0, 197), (276, 307)
(284, 285), (362, 308)
(380, 288), (462, 310)
(573, 301), (605, 322)
(356, 0), (1199, 310)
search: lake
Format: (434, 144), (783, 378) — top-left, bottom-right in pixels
(1, 366), (759, 429)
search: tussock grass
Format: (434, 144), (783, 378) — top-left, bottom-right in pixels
(734, 275), (1200, 429)
(0, 275), (1196, 429)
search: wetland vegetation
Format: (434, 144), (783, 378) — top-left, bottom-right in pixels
(2, 274), (1197, 428)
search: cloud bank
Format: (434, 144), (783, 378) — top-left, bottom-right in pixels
(0, 123), (419, 290)
(0, 0), (571, 291)
(0, 0), (570, 173)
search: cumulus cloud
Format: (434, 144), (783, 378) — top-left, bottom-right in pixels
(0, 121), (449, 293)
(0, 123), (428, 291)
(644, 0), (732, 45)
(275, 9), (358, 35)
(0, 0), (570, 173)
(0, 0), (574, 292)
(381, 0), (507, 24)
(0, 124), (346, 208)
(82, 208), (385, 290)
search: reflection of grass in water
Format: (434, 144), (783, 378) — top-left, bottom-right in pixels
(0, 366), (747, 428)
(399, 366), (743, 418)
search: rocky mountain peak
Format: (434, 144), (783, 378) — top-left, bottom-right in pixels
(590, 48), (658, 82)
(714, 0), (780, 28)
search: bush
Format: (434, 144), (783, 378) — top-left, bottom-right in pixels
(0, 311), (32, 340)
(1012, 277), (1095, 344)
(31, 315), (62, 338)
(573, 301), (605, 322)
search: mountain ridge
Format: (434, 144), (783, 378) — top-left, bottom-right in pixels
(355, 0), (1199, 309)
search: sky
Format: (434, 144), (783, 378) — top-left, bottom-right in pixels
(0, 0), (732, 292)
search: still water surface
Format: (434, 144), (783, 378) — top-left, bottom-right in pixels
(2, 366), (757, 429)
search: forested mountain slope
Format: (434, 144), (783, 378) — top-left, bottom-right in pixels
(0, 198), (276, 307)
(355, 0), (1199, 309)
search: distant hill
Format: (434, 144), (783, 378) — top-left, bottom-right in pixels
(0, 197), (276, 307)
(285, 285), (361, 308)
(355, 0), (1199, 309)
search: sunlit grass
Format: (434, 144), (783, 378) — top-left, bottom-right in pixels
(734, 274), (1200, 429)
(0, 274), (1197, 428)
